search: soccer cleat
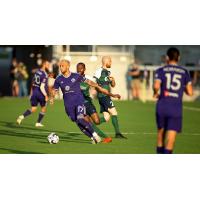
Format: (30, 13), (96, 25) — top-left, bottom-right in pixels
(91, 132), (102, 144)
(16, 115), (24, 125)
(115, 133), (127, 139)
(102, 137), (112, 144)
(91, 137), (98, 144)
(35, 123), (44, 127)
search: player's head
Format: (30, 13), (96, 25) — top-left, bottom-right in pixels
(76, 62), (86, 75)
(102, 56), (112, 68)
(59, 59), (70, 74)
(166, 47), (180, 63)
(41, 60), (50, 71)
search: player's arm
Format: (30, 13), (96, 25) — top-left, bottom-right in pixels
(49, 88), (59, 105)
(153, 79), (161, 99)
(109, 76), (116, 87)
(49, 78), (60, 105)
(185, 83), (193, 96)
(40, 83), (48, 102)
(85, 79), (121, 99)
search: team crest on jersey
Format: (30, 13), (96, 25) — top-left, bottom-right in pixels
(65, 85), (70, 91)
(71, 78), (76, 83)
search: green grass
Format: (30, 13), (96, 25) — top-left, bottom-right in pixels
(0, 97), (200, 154)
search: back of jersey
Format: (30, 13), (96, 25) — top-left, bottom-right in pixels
(155, 65), (191, 104)
(32, 69), (47, 90)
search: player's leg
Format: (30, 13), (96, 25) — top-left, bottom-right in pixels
(71, 105), (101, 144)
(16, 94), (38, 125)
(35, 97), (47, 127)
(156, 128), (165, 154)
(35, 106), (46, 127)
(155, 112), (165, 153)
(164, 130), (177, 154)
(16, 106), (37, 125)
(107, 107), (126, 138)
(85, 101), (110, 140)
(90, 112), (112, 143)
(163, 117), (181, 154)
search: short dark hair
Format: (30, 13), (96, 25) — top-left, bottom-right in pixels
(167, 47), (180, 62)
(76, 62), (85, 68)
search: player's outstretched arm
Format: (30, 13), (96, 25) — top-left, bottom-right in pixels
(85, 79), (121, 99)
(185, 83), (193, 96)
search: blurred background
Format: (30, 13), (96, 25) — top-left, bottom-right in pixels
(0, 45), (200, 101)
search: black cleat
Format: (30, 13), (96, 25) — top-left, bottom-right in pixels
(115, 133), (127, 139)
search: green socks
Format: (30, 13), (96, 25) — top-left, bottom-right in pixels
(92, 123), (108, 138)
(111, 115), (120, 134)
(100, 116), (106, 124)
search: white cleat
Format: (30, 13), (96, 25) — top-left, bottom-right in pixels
(35, 123), (44, 127)
(16, 115), (24, 125)
(91, 132), (102, 144)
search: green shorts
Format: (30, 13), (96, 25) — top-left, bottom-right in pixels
(84, 100), (97, 116)
(98, 96), (115, 113)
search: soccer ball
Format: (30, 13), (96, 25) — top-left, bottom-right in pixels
(47, 133), (59, 144)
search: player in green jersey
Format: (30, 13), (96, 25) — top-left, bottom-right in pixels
(94, 56), (127, 139)
(76, 62), (113, 143)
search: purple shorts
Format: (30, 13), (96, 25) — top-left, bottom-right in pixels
(156, 113), (182, 133)
(30, 90), (46, 107)
(65, 104), (86, 122)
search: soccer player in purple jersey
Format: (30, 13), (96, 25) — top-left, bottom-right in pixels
(16, 60), (50, 127)
(153, 47), (193, 154)
(50, 59), (121, 144)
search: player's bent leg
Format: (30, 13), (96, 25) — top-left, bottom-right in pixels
(156, 128), (165, 154)
(76, 118), (102, 144)
(108, 107), (127, 139)
(35, 106), (46, 127)
(90, 113), (111, 142)
(90, 113), (100, 125)
(164, 130), (177, 154)
(103, 112), (110, 122)
(17, 106), (37, 125)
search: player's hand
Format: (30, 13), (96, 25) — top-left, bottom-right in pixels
(45, 96), (49, 102)
(109, 76), (115, 82)
(112, 94), (121, 99)
(49, 98), (54, 105)
(153, 93), (159, 99)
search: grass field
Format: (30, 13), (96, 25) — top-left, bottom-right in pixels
(0, 97), (200, 154)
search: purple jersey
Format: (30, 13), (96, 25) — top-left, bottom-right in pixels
(155, 65), (191, 104)
(32, 69), (48, 93)
(54, 72), (86, 107)
(30, 69), (48, 107)
(155, 65), (191, 132)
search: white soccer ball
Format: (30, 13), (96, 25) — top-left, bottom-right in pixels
(47, 133), (59, 144)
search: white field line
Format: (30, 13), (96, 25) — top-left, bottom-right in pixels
(1, 131), (200, 136)
(183, 106), (200, 111)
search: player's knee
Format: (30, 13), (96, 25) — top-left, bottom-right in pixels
(31, 107), (37, 113)
(108, 108), (118, 116)
(94, 118), (100, 125)
(103, 113), (110, 122)
(41, 107), (46, 113)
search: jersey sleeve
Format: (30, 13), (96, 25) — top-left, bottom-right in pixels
(93, 68), (102, 80)
(85, 74), (95, 82)
(53, 78), (60, 90)
(185, 70), (192, 85)
(154, 68), (163, 82)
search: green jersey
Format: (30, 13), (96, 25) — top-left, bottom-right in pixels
(94, 67), (112, 98)
(80, 75), (93, 103)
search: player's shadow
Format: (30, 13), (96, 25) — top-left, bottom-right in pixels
(0, 120), (89, 144)
(0, 147), (43, 154)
